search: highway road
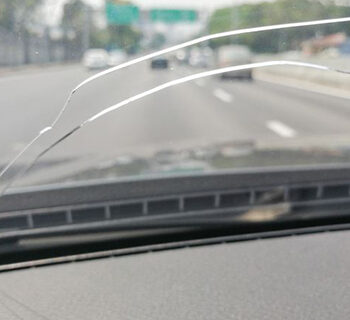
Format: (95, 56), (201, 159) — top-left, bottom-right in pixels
(1, 62), (350, 187)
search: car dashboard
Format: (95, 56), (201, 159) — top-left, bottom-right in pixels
(1, 166), (350, 318)
(0, 229), (349, 319)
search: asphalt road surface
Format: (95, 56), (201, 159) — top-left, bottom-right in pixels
(1, 62), (350, 186)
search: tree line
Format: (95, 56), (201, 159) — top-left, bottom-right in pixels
(208, 0), (350, 53)
(62, 0), (141, 55)
(0, 0), (142, 62)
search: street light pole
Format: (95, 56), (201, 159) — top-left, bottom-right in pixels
(231, 0), (239, 44)
(82, 6), (91, 52)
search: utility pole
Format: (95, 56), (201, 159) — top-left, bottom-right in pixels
(82, 6), (91, 53)
(231, 0), (239, 44)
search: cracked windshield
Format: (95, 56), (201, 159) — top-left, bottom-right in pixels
(0, 0), (350, 192)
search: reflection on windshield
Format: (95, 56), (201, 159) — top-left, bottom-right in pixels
(0, 1), (350, 194)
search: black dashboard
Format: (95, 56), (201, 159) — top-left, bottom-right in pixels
(0, 229), (349, 319)
(1, 166), (350, 318)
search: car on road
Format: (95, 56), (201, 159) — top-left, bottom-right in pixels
(189, 47), (214, 68)
(189, 53), (208, 68)
(175, 49), (189, 65)
(216, 45), (253, 80)
(150, 57), (169, 69)
(108, 50), (127, 67)
(82, 49), (109, 70)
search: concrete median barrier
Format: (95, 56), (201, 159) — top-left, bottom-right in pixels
(255, 54), (350, 92)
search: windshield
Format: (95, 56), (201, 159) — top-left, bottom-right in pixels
(0, 0), (350, 192)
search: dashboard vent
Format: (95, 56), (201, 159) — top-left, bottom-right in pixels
(1, 181), (350, 234)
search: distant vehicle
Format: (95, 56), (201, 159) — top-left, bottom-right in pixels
(151, 58), (169, 69)
(108, 50), (127, 67)
(175, 49), (188, 65)
(189, 47), (206, 68)
(82, 49), (109, 70)
(216, 45), (253, 80)
(202, 47), (215, 67)
(189, 54), (208, 68)
(189, 47), (214, 68)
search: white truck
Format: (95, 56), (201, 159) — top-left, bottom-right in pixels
(216, 45), (253, 80)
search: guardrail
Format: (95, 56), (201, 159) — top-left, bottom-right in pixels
(255, 53), (350, 90)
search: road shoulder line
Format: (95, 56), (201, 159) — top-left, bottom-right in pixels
(255, 72), (350, 100)
(266, 120), (296, 138)
(213, 88), (233, 103)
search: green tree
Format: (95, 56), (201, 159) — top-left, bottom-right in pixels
(90, 29), (110, 48)
(107, 24), (142, 53)
(61, 0), (142, 55)
(150, 32), (166, 49)
(103, 0), (142, 53)
(0, 0), (42, 31)
(0, 1), (14, 30)
(61, 0), (91, 59)
(0, 0), (43, 64)
(208, 0), (350, 53)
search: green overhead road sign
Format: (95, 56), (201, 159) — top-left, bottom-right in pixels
(150, 9), (197, 23)
(106, 2), (140, 25)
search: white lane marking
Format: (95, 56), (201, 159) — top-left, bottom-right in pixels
(195, 79), (205, 87)
(213, 88), (233, 103)
(266, 120), (296, 138)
